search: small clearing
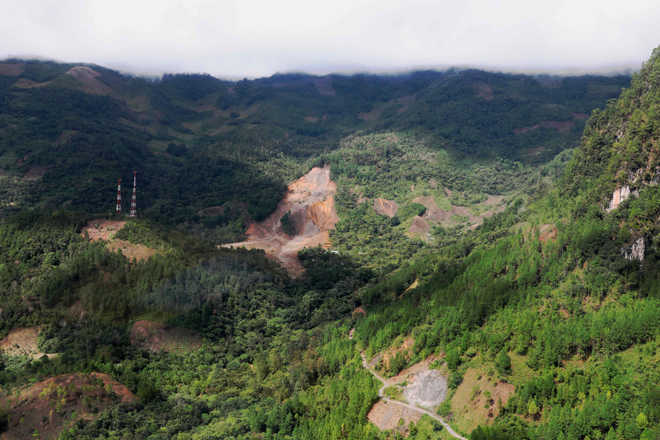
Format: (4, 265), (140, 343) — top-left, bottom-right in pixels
(65, 66), (112, 95)
(304, 116), (318, 122)
(81, 220), (156, 262)
(572, 112), (589, 120)
(388, 355), (440, 385)
(367, 400), (422, 433)
(207, 125), (235, 135)
(0, 372), (134, 440)
(514, 120), (574, 135)
(408, 216), (430, 235)
(528, 146), (544, 155)
(13, 78), (51, 88)
(359, 106), (384, 121)
(539, 224), (558, 243)
(0, 62), (25, 76)
(53, 130), (79, 145)
(238, 102), (262, 119)
(20, 165), (50, 181)
(0, 327), (55, 360)
(130, 320), (203, 354)
(224, 166), (339, 276)
(373, 198), (399, 217)
(395, 96), (415, 113)
(450, 367), (515, 433)
(80, 219), (125, 242)
(429, 178), (438, 188)
(313, 77), (336, 96)
(412, 195), (438, 211)
(474, 82), (493, 100)
(403, 370), (448, 408)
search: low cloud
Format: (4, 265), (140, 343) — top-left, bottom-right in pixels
(1, 0), (659, 78)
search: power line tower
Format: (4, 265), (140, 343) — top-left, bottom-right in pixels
(116, 178), (122, 214)
(129, 171), (137, 217)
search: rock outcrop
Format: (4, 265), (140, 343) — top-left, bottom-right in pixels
(224, 166), (339, 276)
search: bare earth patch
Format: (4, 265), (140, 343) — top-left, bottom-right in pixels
(388, 355), (440, 385)
(539, 224), (558, 243)
(450, 367), (515, 433)
(403, 370), (448, 408)
(412, 195), (438, 211)
(367, 400), (422, 433)
(395, 96), (415, 114)
(65, 66), (113, 95)
(572, 112), (589, 120)
(474, 82), (493, 100)
(313, 76), (336, 96)
(53, 130), (79, 145)
(373, 198), (399, 217)
(81, 220), (156, 262)
(528, 146), (544, 155)
(13, 78), (52, 88)
(304, 116), (318, 122)
(359, 106), (384, 121)
(130, 320), (203, 354)
(0, 327), (56, 360)
(0, 62), (25, 76)
(20, 166), (50, 181)
(106, 239), (156, 262)
(224, 166), (339, 276)
(408, 216), (430, 235)
(514, 120), (574, 135)
(80, 220), (126, 242)
(0, 373), (134, 440)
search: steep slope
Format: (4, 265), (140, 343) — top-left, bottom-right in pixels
(225, 165), (339, 275)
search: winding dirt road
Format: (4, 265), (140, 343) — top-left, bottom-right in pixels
(360, 352), (468, 440)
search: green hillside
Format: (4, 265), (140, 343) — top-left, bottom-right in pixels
(4, 49), (660, 440)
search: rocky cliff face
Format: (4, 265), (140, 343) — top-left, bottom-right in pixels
(224, 166), (339, 276)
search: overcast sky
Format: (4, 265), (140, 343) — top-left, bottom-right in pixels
(2, 0), (660, 78)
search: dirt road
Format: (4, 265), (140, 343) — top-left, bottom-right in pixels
(360, 352), (468, 440)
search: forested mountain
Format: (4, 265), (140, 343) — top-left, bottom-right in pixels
(2, 47), (660, 440)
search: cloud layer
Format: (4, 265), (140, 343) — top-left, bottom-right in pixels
(2, 0), (659, 77)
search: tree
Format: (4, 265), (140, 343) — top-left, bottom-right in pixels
(636, 412), (648, 430)
(496, 349), (511, 376)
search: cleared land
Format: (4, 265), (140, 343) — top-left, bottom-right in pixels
(130, 320), (203, 354)
(224, 166), (339, 276)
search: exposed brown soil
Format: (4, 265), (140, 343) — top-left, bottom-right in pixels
(53, 130), (79, 145)
(80, 220), (126, 242)
(304, 116), (318, 122)
(474, 82), (493, 100)
(238, 102), (262, 119)
(572, 112), (589, 120)
(65, 66), (112, 95)
(395, 96), (415, 113)
(481, 195), (505, 206)
(313, 77), (336, 96)
(20, 166), (50, 181)
(0, 62), (25, 76)
(412, 195), (438, 211)
(539, 224), (558, 243)
(367, 400), (421, 434)
(13, 78), (51, 88)
(408, 216), (431, 235)
(130, 320), (203, 354)
(373, 198), (399, 217)
(514, 120), (574, 135)
(0, 327), (56, 360)
(528, 146), (544, 155)
(388, 354), (439, 385)
(207, 125), (235, 135)
(106, 239), (156, 262)
(451, 367), (515, 433)
(429, 178), (438, 188)
(81, 220), (156, 262)
(224, 166), (339, 277)
(398, 279), (419, 298)
(359, 106), (384, 121)
(444, 187), (452, 197)
(0, 373), (134, 440)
